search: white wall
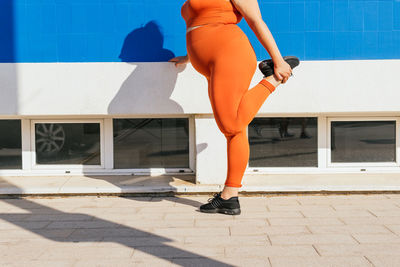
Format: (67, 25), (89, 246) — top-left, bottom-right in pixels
(0, 60), (399, 116)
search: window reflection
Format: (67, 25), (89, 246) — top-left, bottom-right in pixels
(0, 120), (22, 169)
(35, 123), (101, 165)
(331, 121), (396, 162)
(248, 117), (318, 167)
(113, 118), (189, 168)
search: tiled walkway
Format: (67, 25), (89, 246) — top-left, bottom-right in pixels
(1, 194), (400, 266)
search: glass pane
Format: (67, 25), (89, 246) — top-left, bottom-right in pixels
(248, 117), (318, 167)
(0, 120), (22, 169)
(35, 123), (100, 165)
(113, 118), (189, 168)
(331, 121), (396, 162)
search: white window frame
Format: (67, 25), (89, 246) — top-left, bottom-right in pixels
(30, 119), (105, 170)
(246, 115), (400, 174)
(109, 115), (194, 175)
(246, 115), (320, 174)
(327, 116), (399, 168)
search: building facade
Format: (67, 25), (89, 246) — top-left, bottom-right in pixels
(0, 0), (399, 187)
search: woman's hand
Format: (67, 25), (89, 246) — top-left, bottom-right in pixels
(169, 55), (190, 67)
(273, 59), (292, 84)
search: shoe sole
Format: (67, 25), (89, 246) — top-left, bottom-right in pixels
(200, 207), (241, 215)
(259, 55), (300, 77)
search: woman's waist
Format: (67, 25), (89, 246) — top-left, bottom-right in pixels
(186, 22), (237, 34)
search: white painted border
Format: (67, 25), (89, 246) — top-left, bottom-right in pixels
(327, 116), (399, 167)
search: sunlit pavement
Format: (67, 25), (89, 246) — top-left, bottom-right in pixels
(1, 193), (400, 267)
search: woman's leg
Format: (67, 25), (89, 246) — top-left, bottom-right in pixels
(208, 62), (279, 197)
(221, 75), (282, 199)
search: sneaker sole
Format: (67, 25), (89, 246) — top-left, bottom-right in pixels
(200, 207), (241, 215)
(259, 55), (300, 77)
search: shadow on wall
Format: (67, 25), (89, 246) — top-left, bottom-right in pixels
(119, 20), (175, 62)
(0, 0), (18, 114)
(108, 20), (186, 115)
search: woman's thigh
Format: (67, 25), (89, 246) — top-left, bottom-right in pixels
(187, 23), (257, 79)
(207, 30), (258, 133)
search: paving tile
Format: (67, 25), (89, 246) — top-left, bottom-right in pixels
(340, 217), (400, 225)
(163, 212), (232, 220)
(383, 224), (400, 235)
(120, 218), (195, 228)
(2, 259), (77, 267)
(1, 194), (400, 266)
(230, 225), (310, 236)
(366, 256), (400, 267)
(98, 236), (185, 247)
(184, 235), (270, 246)
(0, 246), (50, 261)
(66, 228), (154, 240)
(45, 220), (121, 229)
(301, 210), (374, 218)
(238, 211), (304, 219)
(269, 233), (357, 245)
(36, 246), (134, 260)
(0, 221), (50, 230)
(172, 257), (271, 267)
(269, 256), (371, 267)
(352, 233), (400, 244)
(267, 204), (335, 212)
(367, 209), (400, 217)
(265, 197), (301, 205)
(225, 245), (318, 258)
(308, 224), (392, 234)
(152, 227), (230, 237)
(314, 244), (400, 256)
(74, 258), (173, 267)
(268, 217), (344, 226)
(195, 218), (267, 227)
(331, 204), (398, 211)
(20, 214), (96, 222)
(131, 245), (224, 259)
(385, 194), (400, 199)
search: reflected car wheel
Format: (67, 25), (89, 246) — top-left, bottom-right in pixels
(35, 123), (66, 157)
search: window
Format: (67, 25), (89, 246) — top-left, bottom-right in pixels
(0, 120), (22, 169)
(33, 122), (101, 165)
(330, 120), (396, 163)
(113, 118), (189, 168)
(248, 117), (318, 167)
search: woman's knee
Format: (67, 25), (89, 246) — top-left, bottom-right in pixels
(221, 124), (246, 137)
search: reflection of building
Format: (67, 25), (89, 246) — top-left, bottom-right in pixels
(1, 1), (400, 189)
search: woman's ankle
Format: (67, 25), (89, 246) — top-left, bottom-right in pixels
(221, 186), (239, 199)
(263, 74), (282, 88)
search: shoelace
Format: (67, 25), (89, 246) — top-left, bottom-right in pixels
(207, 192), (223, 208)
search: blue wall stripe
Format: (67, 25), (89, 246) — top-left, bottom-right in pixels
(1, 0), (400, 63)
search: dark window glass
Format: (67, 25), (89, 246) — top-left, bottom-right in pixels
(248, 117), (318, 167)
(331, 121), (396, 162)
(113, 118), (189, 168)
(0, 120), (22, 169)
(35, 123), (100, 165)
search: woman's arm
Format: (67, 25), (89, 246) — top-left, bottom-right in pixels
(231, 0), (292, 82)
(231, 0), (284, 64)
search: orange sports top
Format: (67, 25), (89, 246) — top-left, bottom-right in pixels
(181, 0), (243, 28)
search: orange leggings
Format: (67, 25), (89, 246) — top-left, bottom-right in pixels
(186, 23), (276, 188)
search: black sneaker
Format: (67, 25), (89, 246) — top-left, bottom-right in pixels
(199, 191), (241, 215)
(258, 55), (300, 78)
